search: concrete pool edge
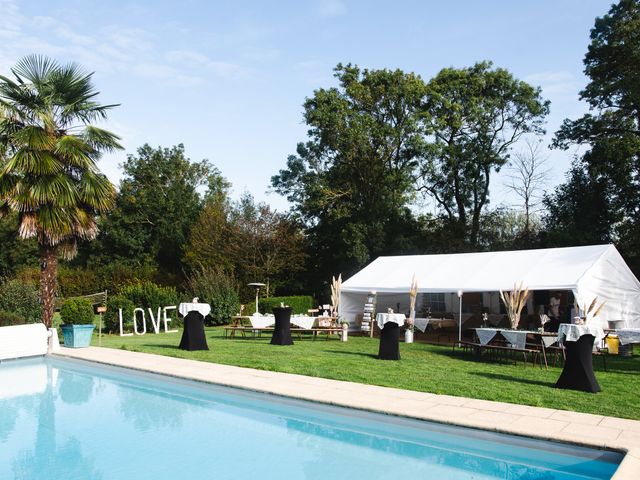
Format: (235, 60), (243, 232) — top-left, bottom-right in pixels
(53, 347), (640, 479)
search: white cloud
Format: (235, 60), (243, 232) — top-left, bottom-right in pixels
(165, 49), (245, 78)
(315, 0), (348, 18)
(524, 71), (579, 97)
(0, 0), (23, 39)
(0, 4), (249, 87)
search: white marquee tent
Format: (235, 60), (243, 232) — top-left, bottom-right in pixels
(339, 244), (640, 328)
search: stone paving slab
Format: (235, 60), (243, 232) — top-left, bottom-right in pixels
(54, 347), (640, 479)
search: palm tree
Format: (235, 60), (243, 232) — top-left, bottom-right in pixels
(0, 55), (121, 327)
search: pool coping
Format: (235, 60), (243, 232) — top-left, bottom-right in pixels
(53, 347), (640, 479)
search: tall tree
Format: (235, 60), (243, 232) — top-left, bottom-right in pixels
(272, 64), (427, 288)
(0, 55), (119, 326)
(504, 137), (550, 242)
(418, 61), (550, 248)
(97, 144), (210, 274)
(552, 0), (640, 272)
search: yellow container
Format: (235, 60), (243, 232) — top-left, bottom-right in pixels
(605, 335), (619, 355)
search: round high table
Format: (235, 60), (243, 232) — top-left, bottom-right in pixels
(270, 307), (294, 345)
(376, 313), (406, 360)
(555, 324), (604, 393)
(178, 302), (210, 351)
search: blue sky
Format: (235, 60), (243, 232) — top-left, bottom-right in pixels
(0, 0), (611, 211)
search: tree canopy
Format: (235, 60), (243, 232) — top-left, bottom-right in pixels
(419, 61), (549, 248)
(549, 0), (640, 271)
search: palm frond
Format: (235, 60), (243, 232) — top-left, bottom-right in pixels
(11, 55), (60, 86)
(82, 125), (123, 153)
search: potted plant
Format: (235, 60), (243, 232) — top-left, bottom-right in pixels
(60, 298), (96, 348)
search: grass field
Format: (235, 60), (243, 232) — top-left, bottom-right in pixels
(93, 327), (640, 420)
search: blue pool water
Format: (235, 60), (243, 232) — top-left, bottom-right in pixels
(0, 357), (622, 480)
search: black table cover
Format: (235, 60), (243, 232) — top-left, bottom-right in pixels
(555, 334), (600, 393)
(378, 322), (400, 360)
(270, 307), (294, 345)
(179, 310), (209, 351)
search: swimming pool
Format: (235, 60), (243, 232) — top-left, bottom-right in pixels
(0, 357), (622, 479)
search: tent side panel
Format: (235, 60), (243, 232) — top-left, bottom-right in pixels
(576, 247), (640, 328)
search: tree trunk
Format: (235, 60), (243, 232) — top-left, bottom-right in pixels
(40, 246), (58, 328)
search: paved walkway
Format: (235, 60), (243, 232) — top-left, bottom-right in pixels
(55, 347), (640, 478)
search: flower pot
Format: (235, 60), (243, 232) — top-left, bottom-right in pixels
(61, 324), (95, 348)
(340, 325), (348, 342)
(405, 329), (414, 343)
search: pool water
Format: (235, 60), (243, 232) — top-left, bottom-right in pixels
(0, 357), (622, 480)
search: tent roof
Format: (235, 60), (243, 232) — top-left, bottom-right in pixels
(341, 244), (627, 293)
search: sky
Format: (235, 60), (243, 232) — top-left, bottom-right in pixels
(0, 0), (612, 212)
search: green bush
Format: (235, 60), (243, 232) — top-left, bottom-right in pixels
(0, 278), (42, 322)
(186, 268), (239, 325)
(103, 295), (135, 333)
(259, 296), (314, 315)
(60, 298), (95, 325)
(0, 310), (28, 327)
(119, 282), (178, 310)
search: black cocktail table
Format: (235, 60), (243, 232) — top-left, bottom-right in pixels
(179, 310), (209, 351)
(555, 334), (600, 393)
(378, 322), (401, 360)
(271, 307), (294, 345)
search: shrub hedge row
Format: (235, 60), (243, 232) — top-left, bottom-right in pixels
(257, 296), (314, 315)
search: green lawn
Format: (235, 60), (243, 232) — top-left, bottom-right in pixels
(93, 327), (640, 420)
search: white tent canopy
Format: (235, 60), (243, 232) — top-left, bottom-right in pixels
(340, 244), (640, 328)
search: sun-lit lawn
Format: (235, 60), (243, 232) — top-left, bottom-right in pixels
(93, 327), (640, 420)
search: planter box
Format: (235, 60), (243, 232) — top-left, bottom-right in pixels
(61, 324), (95, 348)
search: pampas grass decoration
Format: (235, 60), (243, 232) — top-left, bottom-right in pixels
(331, 274), (342, 316)
(408, 274), (418, 330)
(576, 296), (606, 323)
(499, 281), (530, 329)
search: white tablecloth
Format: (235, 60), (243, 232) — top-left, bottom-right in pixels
(500, 330), (527, 350)
(557, 324), (605, 345)
(178, 303), (211, 317)
(475, 328), (499, 346)
(290, 316), (316, 330)
(376, 313), (406, 329)
(413, 318), (430, 333)
(616, 329), (640, 345)
(248, 315), (275, 329)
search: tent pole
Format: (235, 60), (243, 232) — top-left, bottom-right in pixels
(457, 290), (463, 344)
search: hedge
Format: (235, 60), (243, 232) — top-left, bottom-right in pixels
(103, 295), (135, 333)
(0, 310), (28, 327)
(257, 296), (314, 315)
(0, 279), (41, 323)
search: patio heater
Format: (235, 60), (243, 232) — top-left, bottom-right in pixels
(248, 282), (266, 315)
(457, 290), (463, 344)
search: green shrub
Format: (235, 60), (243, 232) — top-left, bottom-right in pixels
(259, 296), (314, 315)
(58, 267), (99, 297)
(0, 278), (42, 322)
(60, 298), (95, 325)
(186, 268), (239, 325)
(0, 310), (28, 327)
(119, 282), (178, 310)
(103, 295), (135, 333)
